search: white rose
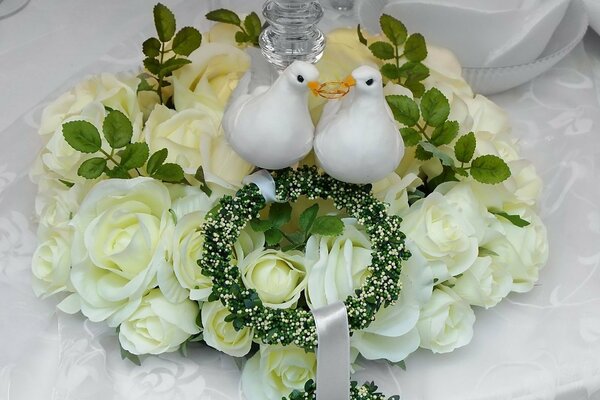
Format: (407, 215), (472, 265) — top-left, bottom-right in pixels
(239, 249), (307, 309)
(351, 242), (435, 362)
(372, 172), (422, 216)
(423, 45), (473, 100)
(61, 178), (174, 326)
(468, 95), (511, 136)
(451, 256), (512, 308)
(201, 301), (253, 357)
(241, 344), (316, 400)
(417, 285), (475, 353)
(306, 221), (435, 362)
(144, 104), (253, 189)
(39, 73), (142, 137)
(482, 207), (548, 293)
(34, 178), (93, 234)
(31, 227), (73, 297)
(172, 43), (250, 111)
(305, 220), (372, 307)
(401, 191), (480, 281)
(118, 289), (200, 355)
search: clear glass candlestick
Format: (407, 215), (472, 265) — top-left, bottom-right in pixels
(327, 0), (354, 12)
(259, 0), (326, 70)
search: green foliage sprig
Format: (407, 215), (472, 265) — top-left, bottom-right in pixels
(358, 14), (429, 97)
(205, 9), (263, 47)
(386, 88), (511, 189)
(139, 3), (202, 104)
(250, 202), (344, 249)
(61, 110), (185, 184)
(284, 379), (397, 400)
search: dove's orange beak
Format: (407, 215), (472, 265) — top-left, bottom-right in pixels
(342, 75), (356, 87)
(308, 81), (321, 96)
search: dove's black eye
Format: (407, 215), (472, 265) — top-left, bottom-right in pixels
(366, 78), (374, 86)
(297, 75), (305, 83)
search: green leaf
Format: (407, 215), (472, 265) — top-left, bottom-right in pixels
(400, 127), (421, 146)
(311, 216), (344, 236)
(491, 210), (531, 227)
(103, 110), (133, 149)
(235, 31), (250, 44)
(142, 37), (161, 58)
(120, 345), (141, 366)
(153, 163), (185, 183)
(380, 14), (407, 45)
(137, 77), (156, 92)
(62, 120), (102, 153)
(420, 88), (450, 127)
(430, 120), (459, 146)
(419, 141), (455, 167)
(357, 24), (368, 46)
(119, 143), (149, 170)
(144, 57), (161, 75)
(268, 202), (292, 228)
(77, 157), (106, 179)
(265, 228), (283, 246)
(105, 166), (130, 179)
(398, 61), (429, 81)
(404, 33), (427, 62)
(58, 179), (74, 188)
(147, 148), (168, 175)
(386, 95), (420, 126)
(205, 9), (241, 26)
(159, 58), (191, 77)
(454, 132), (476, 163)
(479, 248), (499, 257)
(415, 143), (433, 160)
(394, 360), (407, 371)
(404, 80), (425, 98)
(250, 218), (273, 232)
(244, 12), (262, 38)
(427, 165), (458, 190)
(470, 155), (511, 184)
(299, 204), (319, 233)
(153, 3), (176, 42)
(369, 41), (395, 60)
(194, 166), (212, 197)
(381, 63), (400, 80)
(172, 27), (202, 56)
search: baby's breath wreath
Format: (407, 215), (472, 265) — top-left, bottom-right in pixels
(200, 166), (409, 400)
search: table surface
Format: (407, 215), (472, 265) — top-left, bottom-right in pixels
(1, 1), (600, 400)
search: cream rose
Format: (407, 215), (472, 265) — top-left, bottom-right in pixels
(118, 289), (200, 355)
(61, 178), (174, 327)
(468, 94), (511, 136)
(417, 285), (476, 353)
(34, 178), (92, 234)
(239, 249), (307, 309)
(305, 220), (372, 307)
(372, 172), (422, 216)
(451, 256), (512, 308)
(172, 43), (250, 111)
(241, 345), (316, 400)
(423, 44), (473, 99)
(201, 301), (253, 357)
(31, 227), (73, 297)
(401, 191), (480, 281)
(482, 207), (548, 293)
(144, 104), (253, 189)
(39, 73), (142, 137)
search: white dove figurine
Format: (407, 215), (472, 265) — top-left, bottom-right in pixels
(314, 65), (404, 184)
(223, 58), (320, 170)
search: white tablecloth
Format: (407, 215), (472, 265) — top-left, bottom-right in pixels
(1, 1), (600, 399)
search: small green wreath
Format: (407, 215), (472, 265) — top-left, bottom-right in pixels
(200, 166), (409, 400)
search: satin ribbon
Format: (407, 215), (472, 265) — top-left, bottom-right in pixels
(242, 170), (280, 203)
(312, 301), (351, 400)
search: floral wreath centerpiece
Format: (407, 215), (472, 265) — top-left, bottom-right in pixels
(30, 3), (549, 400)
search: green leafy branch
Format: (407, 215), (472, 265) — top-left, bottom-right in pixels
(358, 14), (429, 97)
(386, 88), (511, 190)
(205, 9), (263, 47)
(139, 3), (202, 104)
(250, 203), (344, 250)
(62, 109), (185, 184)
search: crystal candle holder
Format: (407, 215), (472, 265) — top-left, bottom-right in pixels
(259, 0), (326, 70)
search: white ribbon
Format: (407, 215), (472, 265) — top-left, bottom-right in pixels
(312, 301), (351, 400)
(242, 170), (280, 203)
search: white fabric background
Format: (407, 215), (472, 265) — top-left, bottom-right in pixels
(1, 1), (600, 399)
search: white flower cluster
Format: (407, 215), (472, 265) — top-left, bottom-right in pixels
(30, 23), (548, 400)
